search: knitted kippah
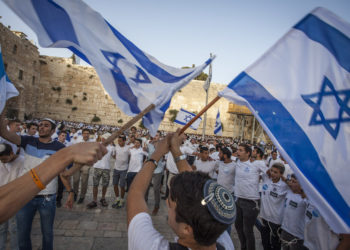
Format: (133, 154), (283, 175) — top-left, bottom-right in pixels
(202, 179), (236, 224)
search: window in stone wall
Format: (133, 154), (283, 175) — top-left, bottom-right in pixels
(32, 76), (35, 85)
(13, 45), (17, 54)
(18, 70), (23, 80)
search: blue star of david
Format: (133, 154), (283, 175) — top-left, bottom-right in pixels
(301, 76), (350, 139)
(184, 115), (193, 123)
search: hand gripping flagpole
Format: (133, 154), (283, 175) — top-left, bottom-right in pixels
(63, 103), (156, 177)
(179, 96), (221, 134)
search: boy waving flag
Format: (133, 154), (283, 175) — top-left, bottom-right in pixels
(219, 7), (350, 233)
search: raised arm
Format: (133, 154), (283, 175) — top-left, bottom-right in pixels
(0, 108), (21, 146)
(170, 129), (193, 173)
(0, 142), (107, 223)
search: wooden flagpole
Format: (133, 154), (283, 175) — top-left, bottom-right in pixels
(64, 103), (155, 176)
(179, 96), (221, 134)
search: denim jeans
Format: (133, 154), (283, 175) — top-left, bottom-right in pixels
(17, 195), (56, 250)
(0, 216), (18, 250)
(126, 172), (138, 192)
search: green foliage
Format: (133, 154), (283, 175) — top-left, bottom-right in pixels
(118, 119), (123, 124)
(195, 72), (208, 81)
(91, 114), (101, 123)
(73, 95), (77, 98)
(82, 96), (87, 101)
(169, 109), (179, 123)
(72, 107), (77, 111)
(65, 98), (72, 105)
(139, 121), (145, 129)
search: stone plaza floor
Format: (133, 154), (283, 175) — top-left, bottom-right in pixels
(28, 171), (263, 250)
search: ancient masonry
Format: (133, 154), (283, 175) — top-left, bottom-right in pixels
(0, 23), (267, 141)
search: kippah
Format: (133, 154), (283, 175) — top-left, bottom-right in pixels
(41, 118), (56, 126)
(202, 180), (236, 224)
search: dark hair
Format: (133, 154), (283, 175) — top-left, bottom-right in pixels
(271, 162), (285, 174)
(27, 122), (38, 129)
(200, 146), (209, 153)
(59, 130), (67, 136)
(216, 143), (223, 151)
(170, 172), (227, 246)
(254, 146), (264, 158)
(239, 143), (252, 157)
(221, 147), (232, 159)
(0, 143), (13, 156)
(272, 150), (277, 154)
(135, 138), (142, 144)
(82, 128), (90, 134)
(8, 119), (21, 125)
(118, 135), (126, 141)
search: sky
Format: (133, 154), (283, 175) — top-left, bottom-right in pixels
(0, 0), (349, 85)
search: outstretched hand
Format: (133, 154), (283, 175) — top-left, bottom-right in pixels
(69, 142), (107, 165)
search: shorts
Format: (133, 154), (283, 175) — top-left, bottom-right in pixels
(93, 168), (110, 187)
(113, 169), (127, 188)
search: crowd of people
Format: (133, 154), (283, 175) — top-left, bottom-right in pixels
(0, 114), (349, 250)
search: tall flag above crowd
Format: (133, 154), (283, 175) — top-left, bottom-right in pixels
(0, 46), (19, 114)
(175, 108), (202, 130)
(214, 110), (222, 136)
(3, 0), (213, 136)
(219, 7), (350, 233)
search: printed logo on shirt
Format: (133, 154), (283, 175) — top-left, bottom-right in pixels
(306, 210), (312, 220)
(270, 191), (278, 198)
(244, 167), (250, 173)
(262, 184), (268, 191)
(289, 200), (298, 208)
(312, 210), (319, 218)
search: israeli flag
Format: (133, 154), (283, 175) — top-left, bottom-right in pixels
(4, 0), (213, 136)
(0, 46), (19, 114)
(214, 110), (222, 136)
(219, 7), (350, 233)
(174, 108), (202, 130)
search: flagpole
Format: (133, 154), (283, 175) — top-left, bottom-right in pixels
(251, 116), (256, 143)
(180, 96), (221, 135)
(63, 103), (155, 176)
(201, 53), (212, 140)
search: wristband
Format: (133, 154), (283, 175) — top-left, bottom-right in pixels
(174, 154), (187, 163)
(30, 169), (46, 190)
(146, 158), (158, 166)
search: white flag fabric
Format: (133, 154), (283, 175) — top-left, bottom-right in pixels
(214, 110), (222, 136)
(0, 46), (19, 114)
(219, 7), (350, 233)
(174, 108), (202, 130)
(203, 61), (212, 92)
(4, 0), (213, 136)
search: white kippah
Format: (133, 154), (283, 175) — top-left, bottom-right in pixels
(0, 144), (6, 154)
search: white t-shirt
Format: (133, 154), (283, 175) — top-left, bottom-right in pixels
(281, 190), (307, 239)
(128, 212), (235, 250)
(304, 201), (339, 250)
(114, 144), (130, 171)
(283, 163), (293, 179)
(268, 158), (283, 169)
(216, 161), (235, 193)
(194, 159), (217, 178)
(210, 151), (220, 161)
(234, 159), (267, 200)
(166, 145), (193, 174)
(128, 147), (147, 173)
(0, 155), (24, 186)
(260, 174), (289, 225)
(93, 144), (114, 170)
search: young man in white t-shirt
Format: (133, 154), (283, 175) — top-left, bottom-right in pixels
(112, 135), (130, 208)
(234, 144), (268, 250)
(127, 130), (235, 250)
(126, 139), (147, 191)
(0, 143), (24, 250)
(193, 146), (217, 179)
(87, 133), (115, 209)
(280, 175), (307, 250)
(259, 163), (288, 250)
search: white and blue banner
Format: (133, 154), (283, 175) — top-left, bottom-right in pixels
(219, 7), (350, 233)
(174, 108), (202, 130)
(0, 46), (19, 114)
(4, 0), (214, 136)
(214, 110), (222, 136)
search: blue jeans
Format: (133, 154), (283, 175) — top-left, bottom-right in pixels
(126, 172), (138, 192)
(16, 195), (56, 250)
(0, 216), (18, 250)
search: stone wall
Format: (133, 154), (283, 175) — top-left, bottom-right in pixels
(1, 23), (268, 141)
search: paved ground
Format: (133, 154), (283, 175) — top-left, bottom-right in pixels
(28, 170), (263, 250)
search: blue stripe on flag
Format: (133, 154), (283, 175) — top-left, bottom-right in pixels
(294, 14), (350, 72)
(32, 0), (80, 46)
(106, 21), (194, 83)
(228, 71), (350, 227)
(214, 125), (222, 134)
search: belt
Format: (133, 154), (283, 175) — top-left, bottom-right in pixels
(34, 194), (55, 198)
